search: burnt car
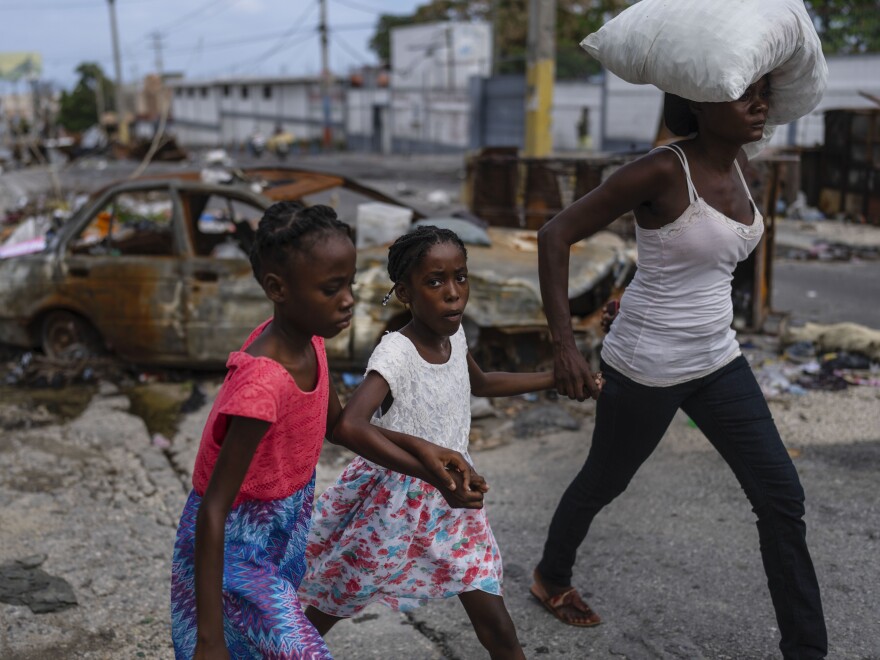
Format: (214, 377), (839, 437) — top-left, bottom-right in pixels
(0, 168), (630, 369)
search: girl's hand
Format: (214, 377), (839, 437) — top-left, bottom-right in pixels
(601, 300), (620, 334)
(466, 469), (490, 493)
(416, 444), (476, 492)
(593, 370), (606, 394)
(435, 468), (486, 509)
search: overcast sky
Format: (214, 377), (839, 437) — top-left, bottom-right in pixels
(1, 0), (424, 91)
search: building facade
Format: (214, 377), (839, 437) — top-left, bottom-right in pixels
(168, 76), (345, 149)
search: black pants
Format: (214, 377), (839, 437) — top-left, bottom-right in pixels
(537, 356), (827, 659)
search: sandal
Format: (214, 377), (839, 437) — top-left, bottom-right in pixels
(529, 571), (601, 628)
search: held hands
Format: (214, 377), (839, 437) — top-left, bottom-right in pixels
(437, 466), (488, 509)
(552, 342), (603, 402)
(417, 443), (488, 509)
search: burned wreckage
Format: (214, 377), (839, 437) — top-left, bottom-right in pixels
(0, 167), (632, 370)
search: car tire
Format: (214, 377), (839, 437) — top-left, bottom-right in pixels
(41, 311), (103, 360)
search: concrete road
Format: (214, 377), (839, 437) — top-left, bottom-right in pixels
(772, 258), (880, 329)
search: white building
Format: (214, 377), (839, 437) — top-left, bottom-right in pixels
(359, 21), (493, 154)
(168, 76), (345, 148)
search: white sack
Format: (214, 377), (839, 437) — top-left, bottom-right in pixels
(581, 0), (827, 127)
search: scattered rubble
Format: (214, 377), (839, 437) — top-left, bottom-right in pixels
(742, 323), (880, 398)
(0, 555), (78, 614)
(513, 404), (581, 438)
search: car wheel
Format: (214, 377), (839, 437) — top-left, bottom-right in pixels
(41, 311), (103, 360)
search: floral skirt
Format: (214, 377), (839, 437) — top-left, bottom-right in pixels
(170, 474), (332, 659)
(298, 457), (503, 618)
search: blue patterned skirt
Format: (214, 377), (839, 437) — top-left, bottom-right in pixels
(170, 474), (332, 659)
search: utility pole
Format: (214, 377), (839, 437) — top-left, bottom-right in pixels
(319, 0), (332, 149)
(445, 24), (455, 90)
(150, 31), (164, 76)
(95, 69), (106, 125)
(491, 0), (501, 75)
(524, 0), (555, 157)
(107, 0), (129, 145)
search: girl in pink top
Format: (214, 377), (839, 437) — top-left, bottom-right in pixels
(170, 203), (484, 660)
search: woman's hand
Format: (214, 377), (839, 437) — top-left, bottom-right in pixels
(553, 342), (600, 401)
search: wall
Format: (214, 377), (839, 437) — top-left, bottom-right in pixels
(391, 21), (492, 91)
(169, 77), (344, 148)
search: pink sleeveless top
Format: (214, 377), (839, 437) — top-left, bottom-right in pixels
(191, 319), (329, 505)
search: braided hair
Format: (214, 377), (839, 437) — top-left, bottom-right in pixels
(249, 201), (352, 284)
(383, 225), (467, 304)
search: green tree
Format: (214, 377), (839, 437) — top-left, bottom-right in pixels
(805, 0), (880, 54)
(58, 62), (115, 133)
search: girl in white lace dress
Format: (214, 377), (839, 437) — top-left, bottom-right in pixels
(300, 226), (574, 659)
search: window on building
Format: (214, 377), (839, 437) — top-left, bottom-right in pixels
(241, 86), (249, 99)
(263, 85), (272, 100)
(188, 88), (195, 98)
(222, 85), (230, 97)
(201, 87), (209, 98)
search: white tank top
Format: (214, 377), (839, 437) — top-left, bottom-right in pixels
(601, 144), (764, 387)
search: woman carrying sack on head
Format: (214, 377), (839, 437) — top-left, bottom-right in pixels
(529, 1), (828, 658)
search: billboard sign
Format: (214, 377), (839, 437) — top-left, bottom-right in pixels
(0, 53), (42, 82)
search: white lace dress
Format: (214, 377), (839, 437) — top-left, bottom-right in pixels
(298, 327), (503, 616)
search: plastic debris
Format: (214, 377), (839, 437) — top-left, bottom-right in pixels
(151, 433), (171, 449)
(341, 372), (364, 388)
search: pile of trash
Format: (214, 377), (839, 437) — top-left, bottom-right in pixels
(748, 322), (880, 397)
(2, 349), (124, 389)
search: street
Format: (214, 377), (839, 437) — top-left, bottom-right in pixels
(1, 156), (879, 659)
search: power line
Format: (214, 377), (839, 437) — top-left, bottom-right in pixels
(224, 2), (320, 75)
(331, 0), (390, 15)
(150, 0), (220, 33)
(0, 0), (153, 10)
(153, 0), (240, 38)
(161, 26), (317, 55)
(214, 32), (320, 79)
(332, 30), (370, 65)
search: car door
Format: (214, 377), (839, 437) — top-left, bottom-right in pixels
(178, 189), (272, 364)
(58, 186), (188, 363)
